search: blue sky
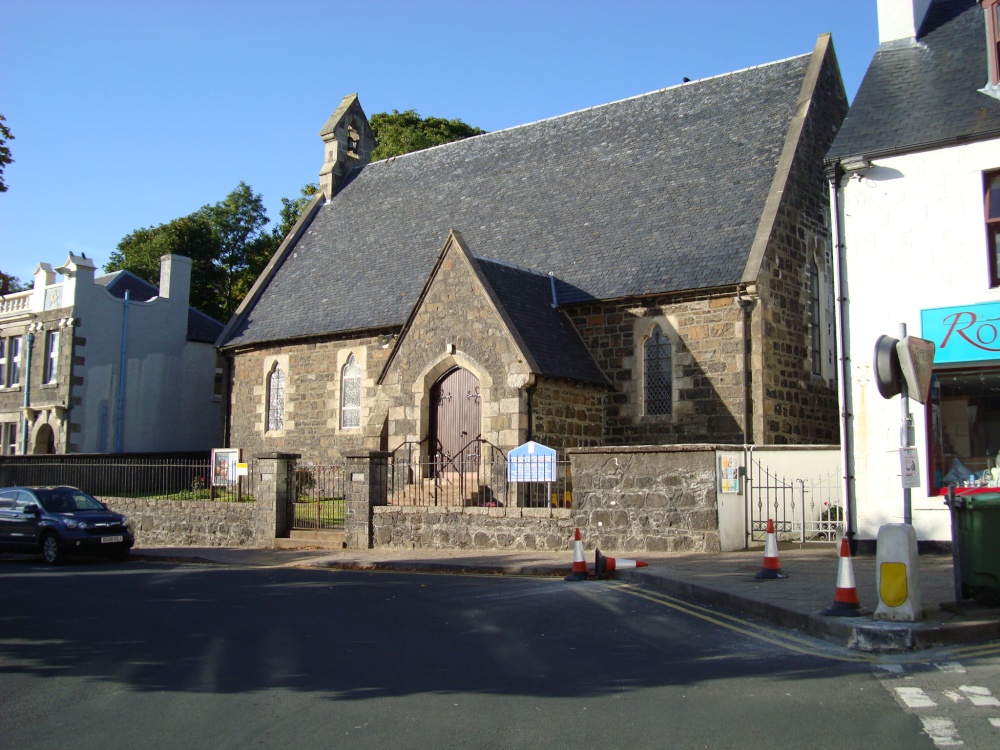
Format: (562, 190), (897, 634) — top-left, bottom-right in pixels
(0, 0), (879, 289)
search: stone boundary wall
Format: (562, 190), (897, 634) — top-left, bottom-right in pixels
(369, 445), (725, 553)
(101, 497), (265, 548)
(100, 453), (293, 549)
(372, 505), (574, 550)
(568, 445), (721, 553)
(373, 505), (575, 550)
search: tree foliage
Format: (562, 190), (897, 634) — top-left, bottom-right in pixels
(0, 270), (29, 294)
(0, 113), (14, 193)
(107, 181), (317, 323)
(369, 110), (485, 161)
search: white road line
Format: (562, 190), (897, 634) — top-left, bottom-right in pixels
(897, 687), (937, 709)
(943, 690), (963, 703)
(934, 662), (967, 673)
(959, 686), (1000, 707)
(989, 718), (1000, 728)
(919, 717), (963, 747)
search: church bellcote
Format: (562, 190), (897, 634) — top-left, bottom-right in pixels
(319, 93), (374, 200)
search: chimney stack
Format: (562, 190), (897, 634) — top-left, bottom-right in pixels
(876, 0), (934, 43)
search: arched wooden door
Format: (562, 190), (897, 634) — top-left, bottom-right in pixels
(430, 367), (481, 475)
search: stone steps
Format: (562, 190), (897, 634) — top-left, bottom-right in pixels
(276, 529), (346, 550)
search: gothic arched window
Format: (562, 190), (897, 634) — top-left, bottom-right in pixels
(267, 363), (285, 432)
(341, 354), (362, 429)
(644, 326), (673, 416)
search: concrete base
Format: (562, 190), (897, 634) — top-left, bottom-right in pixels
(875, 523), (922, 622)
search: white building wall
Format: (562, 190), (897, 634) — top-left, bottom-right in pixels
(840, 139), (1000, 541)
(69, 261), (221, 453)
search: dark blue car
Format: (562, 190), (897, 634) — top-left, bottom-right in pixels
(0, 486), (134, 564)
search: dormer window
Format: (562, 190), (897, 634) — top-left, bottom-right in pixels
(985, 1), (1000, 85)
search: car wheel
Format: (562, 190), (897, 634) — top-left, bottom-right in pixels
(41, 533), (66, 565)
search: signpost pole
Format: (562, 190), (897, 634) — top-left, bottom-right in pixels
(900, 323), (912, 526)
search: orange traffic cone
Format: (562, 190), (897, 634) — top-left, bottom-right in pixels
(822, 537), (864, 617)
(754, 518), (787, 579)
(564, 528), (589, 581)
(595, 549), (648, 579)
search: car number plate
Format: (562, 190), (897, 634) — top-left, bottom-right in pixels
(101, 535), (124, 544)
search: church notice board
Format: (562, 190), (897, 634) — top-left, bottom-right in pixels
(508, 441), (557, 483)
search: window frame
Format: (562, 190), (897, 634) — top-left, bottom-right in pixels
(809, 259), (822, 376)
(1, 422), (17, 456)
(340, 353), (362, 429)
(266, 362), (285, 433)
(43, 330), (59, 384)
(7, 336), (21, 387)
(986, 171), (1000, 287)
(985, 1), (1000, 86)
(643, 324), (673, 417)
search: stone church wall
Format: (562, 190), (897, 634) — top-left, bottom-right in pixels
(228, 335), (392, 465)
(753, 41), (847, 445)
(566, 294), (747, 446)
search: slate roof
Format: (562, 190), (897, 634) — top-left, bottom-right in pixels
(828, 0), (1000, 161)
(473, 257), (608, 385)
(97, 270), (224, 344)
(223, 52), (817, 349)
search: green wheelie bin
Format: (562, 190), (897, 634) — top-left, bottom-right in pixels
(946, 491), (1000, 607)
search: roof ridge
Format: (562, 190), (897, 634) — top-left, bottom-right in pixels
(366, 52), (813, 168)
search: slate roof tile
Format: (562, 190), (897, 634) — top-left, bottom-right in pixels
(224, 53), (814, 348)
(828, 0), (1000, 161)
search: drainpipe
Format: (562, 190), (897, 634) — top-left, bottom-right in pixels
(20, 332), (34, 454)
(115, 291), (129, 454)
(828, 163), (856, 552)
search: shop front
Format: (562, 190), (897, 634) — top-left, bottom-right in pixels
(923, 301), (1000, 493)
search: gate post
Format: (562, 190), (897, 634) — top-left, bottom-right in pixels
(344, 451), (390, 549)
(254, 452), (300, 545)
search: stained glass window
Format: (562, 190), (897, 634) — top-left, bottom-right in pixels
(644, 326), (672, 416)
(341, 354), (362, 429)
(267, 364), (285, 432)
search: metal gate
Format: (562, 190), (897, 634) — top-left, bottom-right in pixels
(288, 462), (347, 530)
(745, 456), (842, 545)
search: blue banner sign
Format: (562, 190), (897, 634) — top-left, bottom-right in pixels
(508, 441), (557, 483)
(921, 301), (1000, 365)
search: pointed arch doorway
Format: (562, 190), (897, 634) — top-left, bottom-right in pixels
(430, 366), (481, 475)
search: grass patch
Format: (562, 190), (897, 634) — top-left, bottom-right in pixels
(293, 497), (346, 527)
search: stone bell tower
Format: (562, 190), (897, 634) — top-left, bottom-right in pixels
(318, 93), (374, 200)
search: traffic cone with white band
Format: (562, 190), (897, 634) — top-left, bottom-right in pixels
(595, 549), (648, 579)
(822, 537), (864, 617)
(754, 518), (787, 579)
(564, 528), (589, 581)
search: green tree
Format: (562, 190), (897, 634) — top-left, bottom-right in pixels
(108, 181), (321, 322)
(0, 271), (29, 294)
(369, 110), (485, 161)
(107, 212), (228, 320)
(0, 113), (14, 193)
(273, 183), (319, 240)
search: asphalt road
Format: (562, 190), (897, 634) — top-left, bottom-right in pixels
(1, 557), (996, 749)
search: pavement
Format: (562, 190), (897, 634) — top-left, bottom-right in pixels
(131, 542), (1000, 654)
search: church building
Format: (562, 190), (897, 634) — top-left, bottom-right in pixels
(217, 34), (848, 468)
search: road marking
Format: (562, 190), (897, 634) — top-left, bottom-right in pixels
(959, 686), (1000, 707)
(608, 582), (877, 662)
(935, 662), (966, 673)
(896, 687), (937, 708)
(919, 717), (963, 747)
(989, 718), (1000, 728)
